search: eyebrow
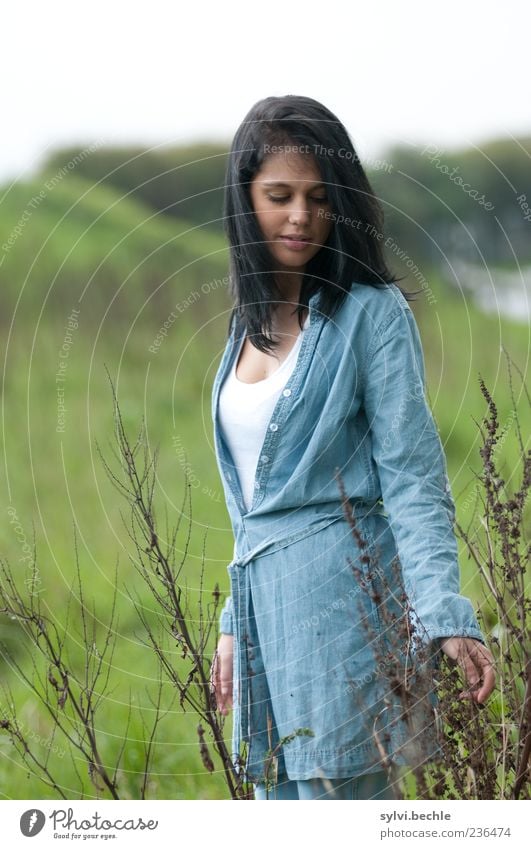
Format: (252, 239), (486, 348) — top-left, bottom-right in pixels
(261, 181), (326, 189)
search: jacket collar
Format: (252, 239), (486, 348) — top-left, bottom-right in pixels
(212, 287), (326, 514)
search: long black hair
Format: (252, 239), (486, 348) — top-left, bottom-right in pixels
(223, 94), (418, 353)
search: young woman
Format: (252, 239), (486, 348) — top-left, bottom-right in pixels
(209, 95), (495, 801)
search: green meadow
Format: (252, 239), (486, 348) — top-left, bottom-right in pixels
(0, 170), (528, 799)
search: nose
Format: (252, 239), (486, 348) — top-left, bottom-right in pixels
(289, 193), (311, 227)
(288, 198), (311, 226)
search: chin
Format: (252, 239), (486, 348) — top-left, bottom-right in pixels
(273, 248), (317, 266)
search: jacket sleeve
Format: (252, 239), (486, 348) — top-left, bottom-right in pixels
(218, 538), (237, 636)
(219, 595), (234, 635)
(362, 303), (486, 646)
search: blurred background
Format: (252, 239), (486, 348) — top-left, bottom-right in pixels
(0, 0), (529, 799)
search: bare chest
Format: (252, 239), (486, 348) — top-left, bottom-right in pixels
(235, 311), (308, 384)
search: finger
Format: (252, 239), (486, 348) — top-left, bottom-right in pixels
(218, 679), (230, 713)
(476, 655), (496, 704)
(215, 659), (231, 716)
(219, 659), (233, 713)
(458, 650), (481, 699)
(464, 642), (496, 704)
(220, 680), (233, 710)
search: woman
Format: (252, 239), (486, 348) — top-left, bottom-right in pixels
(209, 95), (495, 801)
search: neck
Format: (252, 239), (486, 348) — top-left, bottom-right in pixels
(274, 270), (304, 304)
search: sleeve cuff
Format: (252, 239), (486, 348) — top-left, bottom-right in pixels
(423, 626), (487, 646)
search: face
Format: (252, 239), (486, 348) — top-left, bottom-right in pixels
(249, 150), (333, 274)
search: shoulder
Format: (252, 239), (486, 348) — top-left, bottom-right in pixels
(343, 281), (412, 326)
(331, 282), (424, 378)
(333, 281), (414, 347)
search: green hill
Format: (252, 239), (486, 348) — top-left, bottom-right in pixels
(0, 170), (229, 327)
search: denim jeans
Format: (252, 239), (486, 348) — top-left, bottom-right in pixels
(253, 769), (395, 800)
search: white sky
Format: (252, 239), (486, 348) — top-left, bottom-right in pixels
(2, 0), (530, 184)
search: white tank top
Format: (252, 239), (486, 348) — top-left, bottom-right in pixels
(219, 312), (310, 514)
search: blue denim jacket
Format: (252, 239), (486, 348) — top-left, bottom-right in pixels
(211, 282), (485, 782)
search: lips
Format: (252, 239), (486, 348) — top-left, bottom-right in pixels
(277, 234), (313, 251)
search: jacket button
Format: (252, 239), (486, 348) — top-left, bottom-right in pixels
(282, 388), (292, 397)
(269, 423), (278, 432)
(254, 481), (261, 489)
(261, 455), (269, 463)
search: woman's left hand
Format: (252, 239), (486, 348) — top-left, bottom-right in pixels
(439, 637), (496, 705)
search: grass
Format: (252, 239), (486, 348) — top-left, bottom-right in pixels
(0, 261), (528, 797)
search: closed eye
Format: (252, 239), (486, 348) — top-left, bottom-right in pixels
(267, 195), (328, 204)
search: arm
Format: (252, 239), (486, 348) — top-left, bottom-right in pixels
(211, 550), (235, 713)
(362, 302), (486, 646)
